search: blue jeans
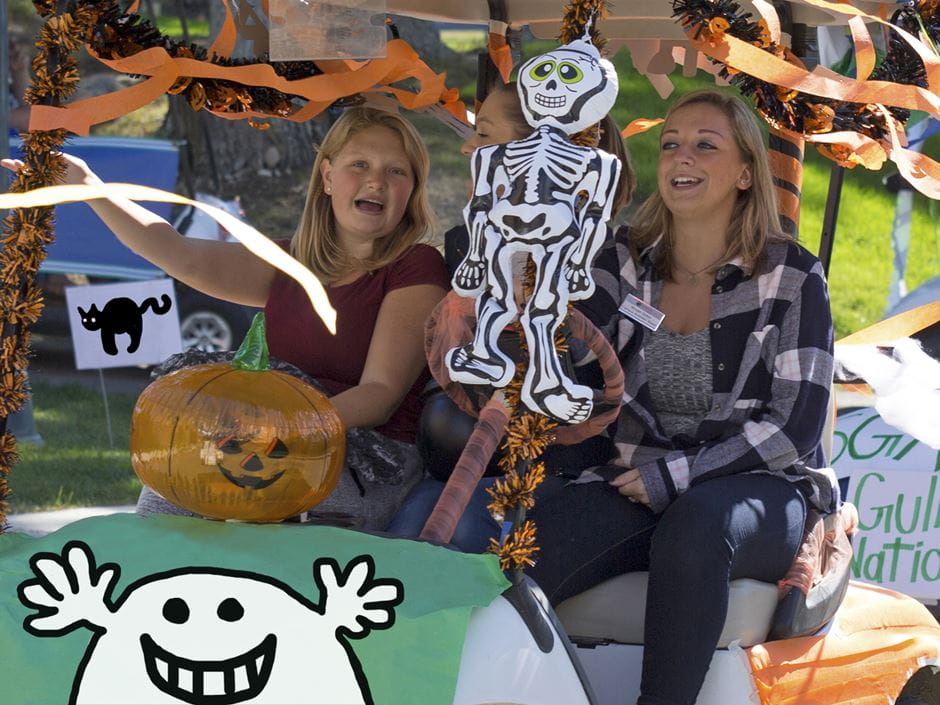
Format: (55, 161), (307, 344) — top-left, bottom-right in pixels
(527, 472), (806, 705)
(386, 477), (501, 553)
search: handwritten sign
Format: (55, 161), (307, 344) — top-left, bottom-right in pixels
(834, 408), (940, 598)
(832, 408), (940, 474)
(848, 469), (940, 599)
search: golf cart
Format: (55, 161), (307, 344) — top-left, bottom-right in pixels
(1, 2), (939, 705)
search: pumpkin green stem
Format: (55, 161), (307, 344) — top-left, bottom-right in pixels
(231, 312), (270, 371)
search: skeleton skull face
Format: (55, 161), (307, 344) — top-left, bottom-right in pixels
(517, 38), (618, 135)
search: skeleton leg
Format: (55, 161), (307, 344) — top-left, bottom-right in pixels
(446, 235), (517, 388)
(520, 243), (594, 423)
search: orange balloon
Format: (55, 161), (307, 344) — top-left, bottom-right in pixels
(131, 363), (345, 522)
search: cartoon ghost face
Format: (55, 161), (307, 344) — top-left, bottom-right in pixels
(91, 573), (319, 705)
(517, 38), (618, 135)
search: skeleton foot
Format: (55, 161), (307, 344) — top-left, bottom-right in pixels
(564, 263), (593, 298)
(446, 345), (514, 387)
(523, 385), (594, 424)
(454, 259), (487, 295)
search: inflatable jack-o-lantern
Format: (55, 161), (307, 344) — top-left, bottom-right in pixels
(131, 314), (345, 522)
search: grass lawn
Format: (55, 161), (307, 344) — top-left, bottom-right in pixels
(9, 381), (141, 512)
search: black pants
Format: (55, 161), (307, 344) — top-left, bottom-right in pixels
(527, 473), (806, 705)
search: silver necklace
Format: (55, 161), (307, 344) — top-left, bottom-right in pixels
(673, 257), (724, 284)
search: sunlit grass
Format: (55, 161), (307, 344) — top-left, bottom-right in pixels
(10, 381), (140, 512)
(441, 29), (488, 53)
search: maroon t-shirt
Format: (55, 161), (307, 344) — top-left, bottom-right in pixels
(264, 243), (448, 442)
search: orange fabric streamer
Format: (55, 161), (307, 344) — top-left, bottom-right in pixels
(621, 117), (664, 139)
(837, 300), (940, 345)
(29, 39), (457, 135)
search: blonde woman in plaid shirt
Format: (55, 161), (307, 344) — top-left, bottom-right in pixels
(527, 90), (838, 705)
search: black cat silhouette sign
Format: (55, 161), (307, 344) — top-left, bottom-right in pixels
(66, 280), (182, 369)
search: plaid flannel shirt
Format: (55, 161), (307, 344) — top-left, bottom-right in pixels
(577, 229), (839, 515)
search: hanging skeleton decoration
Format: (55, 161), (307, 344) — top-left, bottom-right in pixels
(446, 25), (621, 424)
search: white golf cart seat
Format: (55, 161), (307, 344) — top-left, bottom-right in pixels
(556, 573), (779, 648)
(557, 391), (843, 648)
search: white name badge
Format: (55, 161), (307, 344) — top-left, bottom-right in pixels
(618, 294), (665, 332)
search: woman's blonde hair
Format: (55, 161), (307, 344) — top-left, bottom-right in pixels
(630, 89), (789, 277)
(292, 107), (434, 281)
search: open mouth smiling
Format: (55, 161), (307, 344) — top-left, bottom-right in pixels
(355, 198), (385, 214)
(141, 632), (277, 705)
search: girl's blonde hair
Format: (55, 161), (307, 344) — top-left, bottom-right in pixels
(292, 107), (434, 281)
(630, 89), (789, 277)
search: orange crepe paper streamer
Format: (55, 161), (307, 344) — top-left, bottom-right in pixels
(0, 183), (337, 333)
(848, 15), (876, 81)
(838, 300), (940, 345)
(621, 117), (664, 139)
(799, 0), (940, 93)
(208, 0), (237, 59)
(879, 104), (940, 200)
(488, 32), (513, 84)
(750, 0), (781, 45)
(747, 582), (940, 705)
(29, 39), (454, 135)
(684, 31), (940, 118)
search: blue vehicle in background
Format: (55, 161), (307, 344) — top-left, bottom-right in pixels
(8, 135), (255, 354)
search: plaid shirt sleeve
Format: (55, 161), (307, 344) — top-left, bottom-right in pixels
(636, 248), (835, 514)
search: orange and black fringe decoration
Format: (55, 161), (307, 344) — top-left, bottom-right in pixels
(0, 0), (82, 530)
(486, 0), (611, 570)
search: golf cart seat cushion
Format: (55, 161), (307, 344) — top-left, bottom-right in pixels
(555, 572), (779, 647)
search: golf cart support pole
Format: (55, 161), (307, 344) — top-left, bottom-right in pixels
(818, 163), (845, 277)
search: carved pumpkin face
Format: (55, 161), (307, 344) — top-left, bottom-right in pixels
(131, 363), (345, 523)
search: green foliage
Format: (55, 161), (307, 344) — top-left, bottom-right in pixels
(9, 382), (140, 512)
(155, 15), (211, 40)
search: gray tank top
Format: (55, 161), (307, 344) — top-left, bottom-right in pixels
(645, 326), (713, 438)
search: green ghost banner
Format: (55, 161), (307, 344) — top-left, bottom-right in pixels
(0, 513), (509, 705)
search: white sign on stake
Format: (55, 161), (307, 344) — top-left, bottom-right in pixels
(834, 408), (940, 599)
(65, 279), (182, 370)
(848, 468), (940, 600)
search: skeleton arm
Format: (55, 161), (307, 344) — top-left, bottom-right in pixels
(314, 555), (402, 638)
(454, 146), (501, 295)
(564, 152), (621, 300)
(17, 541), (118, 636)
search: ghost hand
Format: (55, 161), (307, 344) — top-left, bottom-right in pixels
(315, 555), (402, 638)
(17, 541), (117, 635)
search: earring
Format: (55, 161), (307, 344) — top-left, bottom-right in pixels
(325, 186), (331, 194)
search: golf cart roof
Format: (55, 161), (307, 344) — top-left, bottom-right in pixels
(387, 1), (898, 38)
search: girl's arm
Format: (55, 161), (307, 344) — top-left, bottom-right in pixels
(1, 154), (277, 307)
(330, 283), (446, 429)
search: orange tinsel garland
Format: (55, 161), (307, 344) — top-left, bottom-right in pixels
(0, 0), (80, 529)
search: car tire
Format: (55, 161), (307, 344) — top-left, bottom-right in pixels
(176, 290), (253, 353)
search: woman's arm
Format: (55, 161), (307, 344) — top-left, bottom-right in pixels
(330, 283), (446, 429)
(1, 154), (277, 307)
(635, 255), (834, 513)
